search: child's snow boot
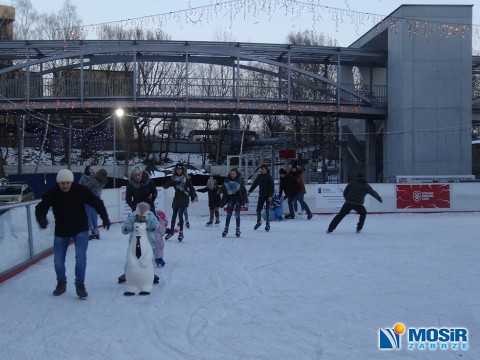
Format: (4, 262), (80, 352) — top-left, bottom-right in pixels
(222, 227), (228, 237)
(235, 227), (241, 237)
(155, 258), (166, 267)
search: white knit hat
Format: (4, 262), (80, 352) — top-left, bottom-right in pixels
(56, 169), (74, 183)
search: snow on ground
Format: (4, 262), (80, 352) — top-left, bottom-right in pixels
(0, 212), (478, 360)
(2, 147), (207, 167)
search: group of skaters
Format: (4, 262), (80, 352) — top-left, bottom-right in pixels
(34, 160), (382, 299)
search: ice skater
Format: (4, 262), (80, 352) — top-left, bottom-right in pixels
(327, 174), (383, 233)
(217, 168), (249, 237)
(247, 163), (274, 231)
(163, 163), (198, 242)
(197, 176), (222, 226)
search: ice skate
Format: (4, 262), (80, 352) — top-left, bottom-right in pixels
(165, 229), (174, 240)
(52, 282), (66, 296)
(155, 258), (165, 267)
(235, 227), (241, 237)
(222, 227), (228, 237)
(178, 231), (184, 242)
(206, 219), (213, 226)
(265, 223), (270, 231)
(75, 283), (88, 299)
(254, 221), (262, 230)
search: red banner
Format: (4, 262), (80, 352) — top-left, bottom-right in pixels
(396, 184), (450, 209)
(278, 149), (296, 159)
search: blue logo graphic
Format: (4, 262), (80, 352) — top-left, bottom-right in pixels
(379, 327), (401, 349)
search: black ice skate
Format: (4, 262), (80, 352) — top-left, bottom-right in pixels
(265, 223), (270, 231)
(222, 227), (228, 237)
(178, 231), (184, 242)
(254, 221), (262, 230)
(206, 219), (213, 226)
(215, 218), (220, 224)
(75, 283), (88, 299)
(235, 227), (241, 237)
(165, 229), (174, 240)
(52, 282), (66, 296)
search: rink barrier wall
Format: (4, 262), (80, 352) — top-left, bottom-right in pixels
(1, 182), (479, 283)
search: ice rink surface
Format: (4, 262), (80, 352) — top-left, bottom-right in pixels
(0, 212), (478, 360)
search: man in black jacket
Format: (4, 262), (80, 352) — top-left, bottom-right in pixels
(35, 169), (111, 298)
(327, 174), (382, 233)
(248, 164), (275, 231)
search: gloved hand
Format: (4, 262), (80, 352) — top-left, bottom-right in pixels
(38, 218), (48, 229)
(147, 225), (157, 232)
(147, 194), (153, 201)
(103, 218), (111, 230)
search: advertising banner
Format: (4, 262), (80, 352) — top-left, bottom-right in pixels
(396, 184), (450, 209)
(396, 175), (474, 183)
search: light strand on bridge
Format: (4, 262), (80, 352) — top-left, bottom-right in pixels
(57, 0), (479, 44)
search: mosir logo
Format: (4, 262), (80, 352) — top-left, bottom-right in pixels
(379, 324), (468, 351)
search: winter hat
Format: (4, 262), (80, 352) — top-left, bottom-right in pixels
(175, 163), (184, 170)
(94, 169), (108, 184)
(136, 202), (151, 216)
(279, 168), (286, 175)
(291, 162), (298, 169)
(56, 169), (74, 183)
(207, 176), (215, 189)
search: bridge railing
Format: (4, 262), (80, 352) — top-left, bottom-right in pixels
(0, 74), (387, 106)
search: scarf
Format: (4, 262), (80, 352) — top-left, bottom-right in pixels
(225, 178), (241, 195)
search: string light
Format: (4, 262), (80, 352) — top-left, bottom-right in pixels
(56, 0), (480, 44)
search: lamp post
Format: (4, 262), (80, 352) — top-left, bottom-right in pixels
(113, 108), (124, 188)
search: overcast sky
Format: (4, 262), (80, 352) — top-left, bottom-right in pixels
(3, 0), (478, 49)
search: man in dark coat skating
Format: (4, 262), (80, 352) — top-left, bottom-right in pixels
(35, 169), (111, 298)
(248, 164), (275, 231)
(327, 174), (382, 233)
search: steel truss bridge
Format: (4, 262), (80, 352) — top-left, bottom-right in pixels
(0, 40), (394, 119)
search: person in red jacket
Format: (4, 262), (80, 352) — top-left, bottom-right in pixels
(35, 169), (111, 299)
